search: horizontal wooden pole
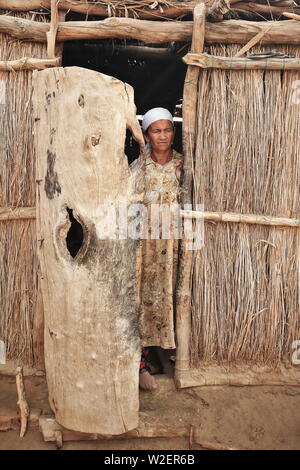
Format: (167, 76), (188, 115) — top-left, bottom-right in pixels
(0, 56), (59, 71)
(0, 207), (35, 221)
(181, 210), (300, 227)
(283, 11), (300, 20)
(1, 15), (300, 45)
(233, 2), (300, 17)
(2, 0), (299, 20)
(39, 415), (236, 449)
(3, 206), (299, 228)
(0, 1), (230, 20)
(175, 363), (300, 388)
(183, 52), (300, 70)
(0, 0), (198, 19)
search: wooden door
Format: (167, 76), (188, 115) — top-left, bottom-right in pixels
(33, 66), (144, 434)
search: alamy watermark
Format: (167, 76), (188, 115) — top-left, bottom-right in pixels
(0, 79), (5, 105)
(0, 340), (6, 365)
(291, 340), (300, 365)
(95, 199), (204, 251)
(292, 80), (300, 105)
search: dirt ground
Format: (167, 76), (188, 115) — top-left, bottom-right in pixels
(1, 373), (300, 450)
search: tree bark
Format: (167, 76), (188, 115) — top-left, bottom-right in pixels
(1, 15), (300, 45)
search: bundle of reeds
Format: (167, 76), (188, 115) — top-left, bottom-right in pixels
(191, 44), (300, 367)
(0, 11), (48, 366)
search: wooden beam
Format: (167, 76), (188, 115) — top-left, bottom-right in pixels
(0, 57), (59, 71)
(234, 24), (274, 57)
(181, 210), (300, 227)
(175, 363), (300, 388)
(39, 415), (237, 449)
(0, 1), (230, 20)
(1, 15), (300, 45)
(0, 207), (35, 220)
(232, 2), (300, 17)
(283, 11), (300, 20)
(0, 1), (196, 19)
(2, 206), (299, 228)
(183, 52), (300, 70)
(175, 3), (206, 384)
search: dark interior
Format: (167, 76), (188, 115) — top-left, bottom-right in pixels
(62, 12), (186, 162)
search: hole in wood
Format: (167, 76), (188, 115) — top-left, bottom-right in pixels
(78, 94), (84, 107)
(66, 207), (84, 258)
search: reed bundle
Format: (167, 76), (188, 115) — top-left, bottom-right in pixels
(0, 11), (48, 365)
(191, 44), (300, 367)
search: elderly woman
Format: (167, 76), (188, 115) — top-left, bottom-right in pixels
(130, 108), (183, 390)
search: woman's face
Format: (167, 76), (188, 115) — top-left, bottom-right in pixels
(145, 119), (174, 152)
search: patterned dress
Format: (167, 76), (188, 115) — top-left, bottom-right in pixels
(131, 149), (183, 350)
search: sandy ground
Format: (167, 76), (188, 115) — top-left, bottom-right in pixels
(1, 373), (300, 450)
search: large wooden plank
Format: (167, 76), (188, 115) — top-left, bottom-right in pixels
(32, 66), (144, 435)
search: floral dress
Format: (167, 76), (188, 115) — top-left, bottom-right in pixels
(131, 149), (183, 351)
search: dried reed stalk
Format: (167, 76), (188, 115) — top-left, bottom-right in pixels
(0, 11), (48, 366)
(191, 44), (300, 367)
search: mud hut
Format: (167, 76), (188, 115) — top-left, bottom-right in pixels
(0, 0), (299, 441)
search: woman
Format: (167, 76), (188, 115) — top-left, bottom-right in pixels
(130, 108), (183, 391)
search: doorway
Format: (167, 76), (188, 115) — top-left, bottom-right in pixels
(62, 20), (187, 162)
(62, 25), (188, 385)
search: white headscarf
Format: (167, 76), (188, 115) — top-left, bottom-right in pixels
(142, 107), (173, 133)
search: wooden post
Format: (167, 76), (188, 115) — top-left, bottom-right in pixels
(175, 3), (206, 386)
(15, 366), (30, 438)
(46, 0), (58, 59)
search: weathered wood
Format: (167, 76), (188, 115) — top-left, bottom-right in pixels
(0, 1), (196, 19)
(1, 15), (300, 45)
(182, 210), (300, 227)
(176, 363), (300, 388)
(0, 1), (229, 20)
(33, 281), (45, 371)
(39, 414), (238, 449)
(39, 415), (189, 442)
(15, 366), (30, 438)
(283, 11), (300, 20)
(0, 57), (59, 71)
(175, 4), (206, 383)
(234, 24), (274, 57)
(0, 408), (41, 432)
(183, 52), (300, 70)
(33, 67), (144, 435)
(46, 0), (58, 59)
(233, 2), (300, 17)
(0, 207), (35, 220)
(3, 207), (299, 228)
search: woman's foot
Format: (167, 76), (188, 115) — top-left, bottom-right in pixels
(139, 370), (158, 391)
